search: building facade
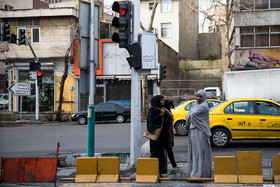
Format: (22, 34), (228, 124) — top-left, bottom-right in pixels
(0, 0), (80, 113)
(140, 0), (179, 53)
(229, 0), (280, 70)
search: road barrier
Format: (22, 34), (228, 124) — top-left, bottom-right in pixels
(237, 151), (263, 184)
(136, 158), (159, 183)
(0, 142), (59, 185)
(97, 157), (120, 183)
(272, 153), (280, 184)
(214, 156), (238, 184)
(75, 157), (97, 183)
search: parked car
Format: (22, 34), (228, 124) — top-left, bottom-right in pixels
(71, 102), (131, 125)
(209, 98), (280, 148)
(0, 93), (8, 109)
(171, 99), (222, 136)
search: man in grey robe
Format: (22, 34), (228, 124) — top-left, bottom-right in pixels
(186, 90), (212, 178)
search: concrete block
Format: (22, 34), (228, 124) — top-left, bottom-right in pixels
(97, 157), (120, 183)
(272, 153), (280, 184)
(136, 158), (159, 183)
(237, 151), (263, 184)
(74, 157), (97, 183)
(214, 156), (238, 184)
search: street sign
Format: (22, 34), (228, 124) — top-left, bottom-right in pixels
(9, 83), (31, 96)
(29, 71), (37, 79)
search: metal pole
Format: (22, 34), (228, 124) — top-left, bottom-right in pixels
(130, 0), (141, 166)
(27, 40), (40, 121)
(20, 96), (22, 120)
(87, 0), (96, 157)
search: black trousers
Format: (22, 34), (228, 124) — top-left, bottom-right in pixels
(167, 147), (177, 168)
(150, 140), (167, 174)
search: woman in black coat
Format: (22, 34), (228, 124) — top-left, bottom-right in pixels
(147, 95), (167, 175)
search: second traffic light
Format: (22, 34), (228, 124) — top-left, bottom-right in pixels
(1, 23), (10, 42)
(37, 71), (42, 88)
(111, 1), (131, 48)
(18, 29), (26, 45)
(160, 65), (166, 80)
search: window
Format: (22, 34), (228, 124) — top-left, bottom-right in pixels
(256, 101), (280, 115)
(161, 0), (171, 13)
(240, 26), (280, 48)
(224, 101), (254, 114)
(161, 22), (172, 37)
(185, 102), (194, 111)
(240, 0), (280, 10)
(32, 27), (40, 43)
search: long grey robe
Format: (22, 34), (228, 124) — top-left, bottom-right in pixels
(186, 90), (212, 178)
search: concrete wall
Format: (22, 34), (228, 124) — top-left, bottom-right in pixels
(179, 0), (199, 60)
(178, 59), (223, 97)
(158, 40), (179, 96)
(0, 16), (75, 59)
(0, 0), (33, 10)
(140, 0), (179, 52)
(198, 32), (221, 59)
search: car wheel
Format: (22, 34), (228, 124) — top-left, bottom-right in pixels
(174, 121), (188, 136)
(77, 116), (87, 125)
(211, 128), (230, 148)
(116, 114), (125, 123)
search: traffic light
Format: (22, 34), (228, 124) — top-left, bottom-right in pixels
(111, 1), (131, 48)
(18, 29), (26, 45)
(126, 42), (142, 69)
(37, 71), (42, 88)
(2, 23), (10, 42)
(160, 65), (166, 80)
(157, 79), (161, 87)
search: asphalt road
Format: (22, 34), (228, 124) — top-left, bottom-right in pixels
(0, 121), (279, 160)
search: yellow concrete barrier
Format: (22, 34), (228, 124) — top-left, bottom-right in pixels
(136, 158), (159, 183)
(237, 151), (263, 184)
(214, 156), (238, 184)
(75, 157), (97, 183)
(97, 157), (120, 183)
(272, 153), (280, 184)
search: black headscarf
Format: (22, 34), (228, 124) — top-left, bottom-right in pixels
(147, 95), (164, 133)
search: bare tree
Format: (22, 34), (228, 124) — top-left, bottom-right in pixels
(55, 24), (79, 121)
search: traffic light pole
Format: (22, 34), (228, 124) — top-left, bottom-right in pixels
(87, 0), (96, 157)
(130, 0), (141, 166)
(27, 40), (40, 120)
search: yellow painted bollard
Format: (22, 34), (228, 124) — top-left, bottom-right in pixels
(75, 157), (97, 183)
(272, 153), (280, 184)
(214, 156), (238, 184)
(237, 151), (263, 184)
(97, 157), (120, 183)
(136, 158), (159, 183)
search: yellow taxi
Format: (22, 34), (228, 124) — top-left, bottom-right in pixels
(209, 98), (280, 148)
(171, 99), (221, 136)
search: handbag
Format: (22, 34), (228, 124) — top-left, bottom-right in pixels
(143, 115), (164, 141)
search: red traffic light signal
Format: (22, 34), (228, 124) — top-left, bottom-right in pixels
(37, 71), (42, 77)
(111, 1), (131, 48)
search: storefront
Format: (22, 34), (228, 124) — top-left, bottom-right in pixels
(8, 62), (55, 113)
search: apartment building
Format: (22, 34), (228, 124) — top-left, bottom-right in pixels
(229, 0), (280, 70)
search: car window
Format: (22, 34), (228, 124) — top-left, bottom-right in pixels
(95, 104), (104, 111)
(256, 101), (280, 115)
(224, 101), (254, 114)
(104, 103), (115, 111)
(210, 101), (228, 112)
(207, 100), (221, 108)
(185, 101), (195, 111)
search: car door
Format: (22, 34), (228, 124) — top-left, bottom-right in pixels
(103, 103), (116, 120)
(255, 100), (280, 138)
(223, 101), (259, 139)
(95, 103), (105, 120)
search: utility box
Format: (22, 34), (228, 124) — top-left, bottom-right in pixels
(140, 33), (157, 70)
